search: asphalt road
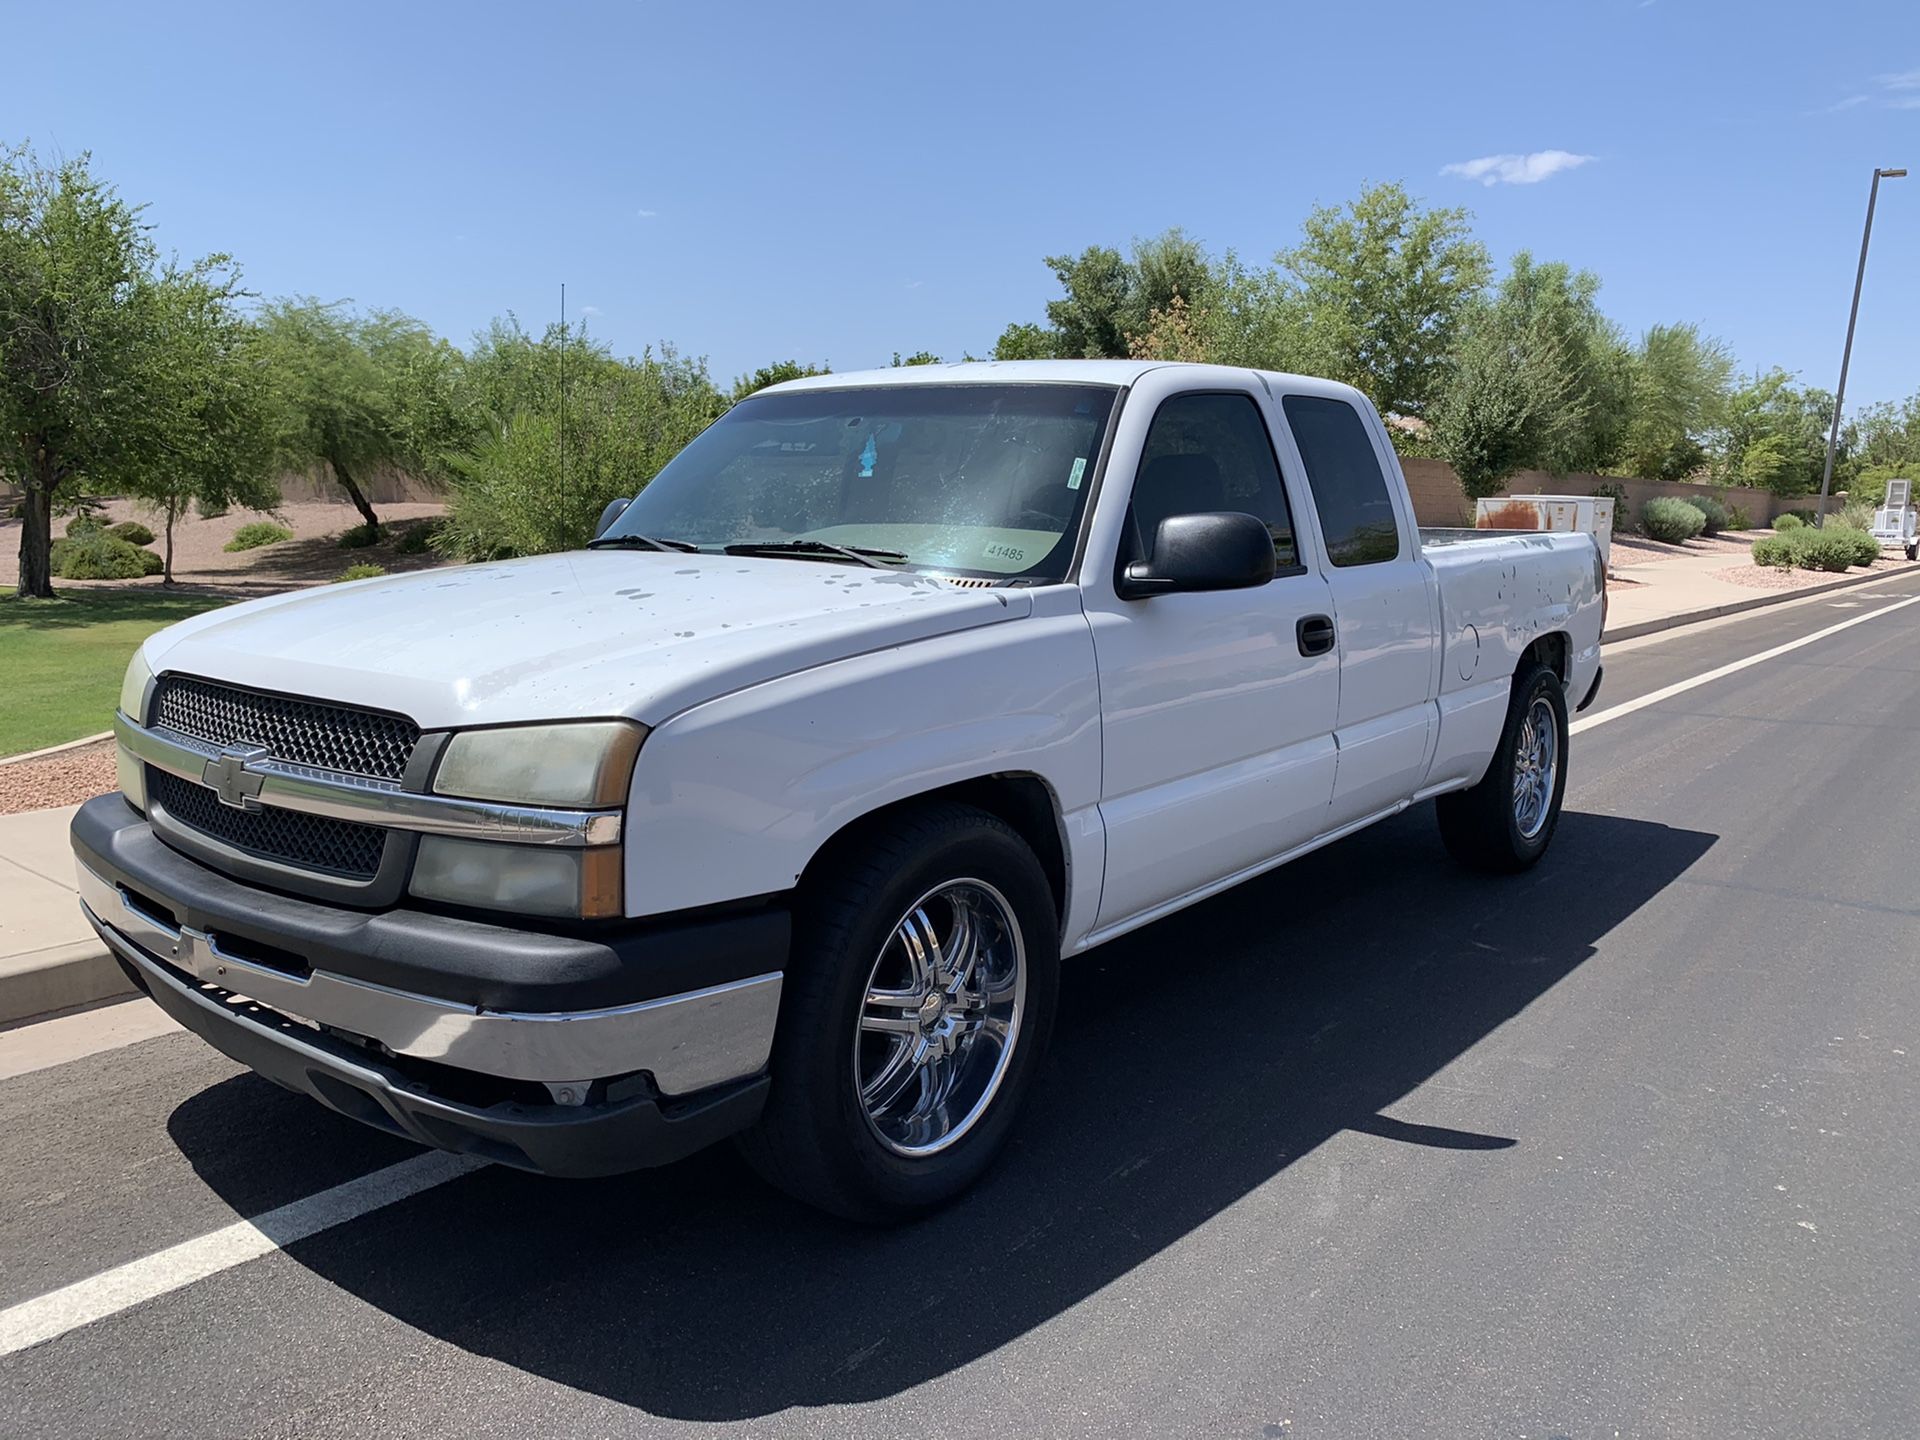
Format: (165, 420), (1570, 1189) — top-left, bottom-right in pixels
(5, 576), (1920, 1438)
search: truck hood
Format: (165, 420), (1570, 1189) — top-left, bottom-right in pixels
(144, 551), (1031, 729)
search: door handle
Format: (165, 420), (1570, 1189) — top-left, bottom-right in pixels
(1297, 614), (1336, 657)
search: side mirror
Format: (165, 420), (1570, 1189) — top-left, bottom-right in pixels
(594, 497), (632, 539)
(1117, 512), (1275, 600)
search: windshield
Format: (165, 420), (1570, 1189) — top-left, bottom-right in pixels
(603, 383), (1120, 581)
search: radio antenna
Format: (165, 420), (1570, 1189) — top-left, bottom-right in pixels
(559, 282), (567, 522)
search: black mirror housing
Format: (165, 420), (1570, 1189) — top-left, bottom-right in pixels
(1118, 511), (1275, 600)
(594, 497), (632, 540)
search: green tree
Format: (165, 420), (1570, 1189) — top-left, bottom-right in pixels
(1618, 323), (1733, 480)
(254, 299), (457, 535)
(1480, 253), (1631, 474)
(124, 261), (279, 581)
(1430, 304), (1578, 497)
(730, 360), (827, 402)
(890, 350), (942, 367)
(1275, 182), (1491, 420)
(991, 322), (1057, 361)
(0, 147), (174, 597)
(1020, 229), (1221, 361)
(1713, 369), (1838, 495)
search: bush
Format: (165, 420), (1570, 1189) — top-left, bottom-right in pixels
(64, 514), (105, 537)
(1728, 503), (1751, 530)
(394, 520), (442, 555)
(336, 524), (381, 549)
(108, 521), (155, 546)
(1682, 494), (1730, 536)
(1641, 496), (1706, 544)
(1840, 499), (1877, 533)
(224, 521), (293, 552)
(1773, 513), (1804, 531)
(1830, 524), (1881, 568)
(1794, 529), (1856, 574)
(53, 532), (156, 580)
(337, 563), (387, 582)
(1752, 535), (1797, 567)
(195, 498), (229, 521)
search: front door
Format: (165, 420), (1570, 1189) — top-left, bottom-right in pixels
(1084, 384), (1340, 934)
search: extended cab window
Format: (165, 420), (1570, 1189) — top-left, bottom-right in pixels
(1130, 392), (1298, 569)
(1282, 395), (1402, 567)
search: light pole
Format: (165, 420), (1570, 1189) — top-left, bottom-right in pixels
(1817, 166), (1905, 526)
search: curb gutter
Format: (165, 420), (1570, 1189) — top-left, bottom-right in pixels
(0, 731), (113, 767)
(1604, 565), (1912, 643)
(0, 941), (134, 1030)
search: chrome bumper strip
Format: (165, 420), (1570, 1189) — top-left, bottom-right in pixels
(115, 713), (621, 848)
(77, 862), (780, 1094)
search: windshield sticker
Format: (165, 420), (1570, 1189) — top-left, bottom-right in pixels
(1067, 456), (1086, 490)
(859, 435), (877, 478)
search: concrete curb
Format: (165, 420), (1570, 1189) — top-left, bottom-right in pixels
(0, 731), (113, 767)
(1604, 566), (1909, 643)
(0, 939), (132, 1029)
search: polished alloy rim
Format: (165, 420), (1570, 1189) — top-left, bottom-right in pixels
(1512, 695), (1559, 840)
(853, 878), (1026, 1157)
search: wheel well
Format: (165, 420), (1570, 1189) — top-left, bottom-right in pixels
(799, 775), (1069, 923)
(1521, 631), (1569, 684)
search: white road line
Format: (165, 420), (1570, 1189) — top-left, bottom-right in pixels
(0, 1150), (484, 1356)
(1574, 589), (1920, 735)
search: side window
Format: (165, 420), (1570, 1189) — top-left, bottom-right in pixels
(1282, 395), (1402, 567)
(1130, 392), (1298, 569)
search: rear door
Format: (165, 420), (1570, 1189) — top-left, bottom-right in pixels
(1274, 391), (1441, 826)
(1083, 375), (1339, 934)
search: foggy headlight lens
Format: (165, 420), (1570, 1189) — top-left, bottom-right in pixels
(410, 836), (623, 919)
(434, 721), (645, 807)
(119, 649), (155, 724)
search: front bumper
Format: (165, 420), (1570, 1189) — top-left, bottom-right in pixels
(72, 795), (788, 1176)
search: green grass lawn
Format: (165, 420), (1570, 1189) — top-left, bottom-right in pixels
(0, 588), (232, 756)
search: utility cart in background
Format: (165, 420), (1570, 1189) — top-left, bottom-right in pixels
(1870, 478), (1918, 562)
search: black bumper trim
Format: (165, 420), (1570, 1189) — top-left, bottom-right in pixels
(72, 794), (789, 1013)
(1577, 664), (1604, 713)
(105, 927), (766, 1177)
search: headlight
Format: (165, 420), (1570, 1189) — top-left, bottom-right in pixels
(433, 721), (646, 807)
(116, 649), (155, 811)
(119, 648), (155, 725)
(410, 836), (623, 919)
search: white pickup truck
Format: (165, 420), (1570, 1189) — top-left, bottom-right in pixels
(75, 360), (1603, 1220)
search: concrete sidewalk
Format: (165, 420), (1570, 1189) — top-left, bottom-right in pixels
(1604, 545), (1916, 641)
(0, 804), (133, 1026)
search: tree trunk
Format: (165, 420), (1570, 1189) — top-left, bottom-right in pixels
(16, 464), (56, 600)
(164, 501), (178, 585)
(331, 456), (381, 536)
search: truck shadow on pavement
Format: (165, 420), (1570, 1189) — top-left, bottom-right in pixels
(169, 805), (1713, 1421)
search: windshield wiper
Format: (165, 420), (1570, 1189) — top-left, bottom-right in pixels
(586, 533), (701, 553)
(723, 540), (909, 569)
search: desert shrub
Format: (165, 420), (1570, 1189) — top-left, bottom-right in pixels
(337, 563), (387, 582)
(1641, 497), (1706, 544)
(54, 532), (155, 580)
(108, 521), (156, 546)
(1752, 535), (1797, 567)
(64, 514), (106, 537)
(224, 521), (293, 552)
(1840, 499), (1877, 533)
(1791, 529), (1856, 573)
(1728, 503), (1751, 530)
(336, 525), (381, 550)
(1682, 494), (1730, 536)
(1773, 513), (1804, 532)
(394, 519), (442, 555)
(195, 498), (230, 521)
(1830, 525), (1881, 568)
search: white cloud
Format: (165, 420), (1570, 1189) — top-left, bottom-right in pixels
(635, 207), (658, 218)
(1829, 94), (1872, 111)
(578, 305), (602, 319)
(1441, 150), (1595, 187)
(1876, 67), (1920, 90)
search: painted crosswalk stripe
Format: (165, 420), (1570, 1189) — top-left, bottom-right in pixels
(0, 1150), (485, 1356)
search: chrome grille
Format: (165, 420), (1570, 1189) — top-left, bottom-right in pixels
(150, 770), (386, 880)
(152, 676), (420, 783)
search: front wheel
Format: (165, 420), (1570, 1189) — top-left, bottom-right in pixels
(736, 802), (1059, 1222)
(1436, 663), (1569, 873)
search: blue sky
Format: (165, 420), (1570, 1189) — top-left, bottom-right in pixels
(5, 1), (1916, 410)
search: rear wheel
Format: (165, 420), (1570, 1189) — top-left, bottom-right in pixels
(1436, 662), (1568, 873)
(737, 802), (1059, 1222)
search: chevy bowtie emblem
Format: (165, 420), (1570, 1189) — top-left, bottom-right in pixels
(202, 745), (270, 811)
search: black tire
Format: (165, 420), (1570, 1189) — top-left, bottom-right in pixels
(1436, 662), (1569, 873)
(736, 802), (1060, 1223)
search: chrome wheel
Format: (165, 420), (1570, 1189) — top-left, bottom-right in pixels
(854, 878), (1026, 1158)
(1512, 694), (1559, 840)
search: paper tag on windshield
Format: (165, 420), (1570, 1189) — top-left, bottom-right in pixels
(1067, 457), (1086, 490)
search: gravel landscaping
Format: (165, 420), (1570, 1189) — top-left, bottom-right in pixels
(0, 739), (115, 815)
